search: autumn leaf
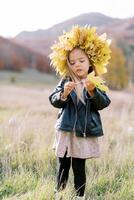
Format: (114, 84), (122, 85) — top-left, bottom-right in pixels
(87, 71), (109, 92)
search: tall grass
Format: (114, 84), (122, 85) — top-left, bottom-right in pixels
(0, 82), (134, 199)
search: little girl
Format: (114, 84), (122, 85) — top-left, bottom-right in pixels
(49, 25), (111, 200)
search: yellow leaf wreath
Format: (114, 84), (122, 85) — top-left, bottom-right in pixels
(49, 25), (111, 91)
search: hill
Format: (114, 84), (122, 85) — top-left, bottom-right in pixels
(13, 12), (134, 56)
(0, 37), (51, 72)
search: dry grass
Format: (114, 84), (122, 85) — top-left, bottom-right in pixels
(0, 85), (134, 200)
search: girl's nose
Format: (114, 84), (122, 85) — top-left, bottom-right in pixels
(75, 61), (80, 67)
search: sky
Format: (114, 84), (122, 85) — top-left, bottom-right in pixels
(0, 0), (134, 38)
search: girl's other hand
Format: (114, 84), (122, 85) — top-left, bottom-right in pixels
(83, 79), (95, 96)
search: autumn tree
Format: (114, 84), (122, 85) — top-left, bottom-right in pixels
(104, 42), (129, 90)
(119, 42), (134, 84)
(0, 59), (4, 69)
(11, 51), (26, 71)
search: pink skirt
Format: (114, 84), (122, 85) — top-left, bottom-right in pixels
(52, 131), (101, 159)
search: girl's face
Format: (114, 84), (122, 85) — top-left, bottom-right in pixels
(68, 48), (90, 79)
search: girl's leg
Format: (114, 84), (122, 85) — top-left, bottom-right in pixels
(56, 151), (71, 191)
(72, 158), (86, 197)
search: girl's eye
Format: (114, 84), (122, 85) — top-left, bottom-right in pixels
(70, 62), (75, 65)
(70, 60), (85, 65)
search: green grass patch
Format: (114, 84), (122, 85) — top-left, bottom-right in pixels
(0, 69), (58, 87)
(0, 170), (38, 199)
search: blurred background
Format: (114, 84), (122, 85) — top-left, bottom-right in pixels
(0, 0), (134, 89)
(0, 0), (134, 200)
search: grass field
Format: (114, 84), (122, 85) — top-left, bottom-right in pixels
(0, 70), (134, 200)
(0, 69), (58, 86)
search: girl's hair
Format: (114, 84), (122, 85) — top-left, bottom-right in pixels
(88, 59), (98, 76)
(68, 67), (85, 104)
(88, 66), (93, 74)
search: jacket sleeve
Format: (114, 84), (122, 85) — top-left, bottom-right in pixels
(49, 79), (70, 108)
(86, 88), (111, 110)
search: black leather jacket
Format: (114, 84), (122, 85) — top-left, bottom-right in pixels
(49, 79), (111, 137)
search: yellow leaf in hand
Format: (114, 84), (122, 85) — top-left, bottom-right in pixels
(87, 71), (109, 92)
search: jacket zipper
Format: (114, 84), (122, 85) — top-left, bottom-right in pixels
(83, 103), (88, 137)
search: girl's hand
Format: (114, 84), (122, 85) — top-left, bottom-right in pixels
(61, 81), (76, 99)
(83, 79), (96, 96)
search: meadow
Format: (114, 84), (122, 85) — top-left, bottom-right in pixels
(0, 70), (134, 200)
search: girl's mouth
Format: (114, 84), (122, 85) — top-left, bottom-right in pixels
(76, 69), (83, 73)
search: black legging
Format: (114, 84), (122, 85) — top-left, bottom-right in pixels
(56, 152), (86, 197)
